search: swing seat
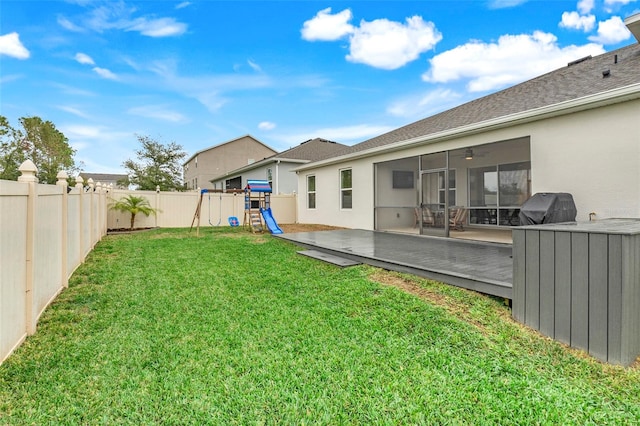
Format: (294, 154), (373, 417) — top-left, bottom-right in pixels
(228, 216), (239, 227)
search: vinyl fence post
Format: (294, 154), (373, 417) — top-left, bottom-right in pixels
(87, 179), (95, 248)
(18, 160), (38, 335)
(56, 171), (69, 288)
(76, 176), (85, 263)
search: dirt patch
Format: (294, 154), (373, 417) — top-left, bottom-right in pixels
(107, 227), (158, 235)
(278, 223), (345, 233)
(369, 270), (493, 335)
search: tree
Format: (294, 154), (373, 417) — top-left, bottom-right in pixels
(121, 135), (187, 191)
(19, 116), (80, 184)
(109, 194), (158, 230)
(0, 116), (25, 181)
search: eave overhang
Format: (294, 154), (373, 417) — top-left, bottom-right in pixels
(294, 82), (640, 172)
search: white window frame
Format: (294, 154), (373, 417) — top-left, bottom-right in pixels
(307, 175), (316, 209)
(340, 168), (352, 210)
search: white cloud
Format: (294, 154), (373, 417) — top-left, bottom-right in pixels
(560, 11), (596, 31)
(347, 16), (442, 70)
(258, 121), (276, 131)
(93, 67), (118, 80)
(578, 0), (595, 14)
(605, 0), (636, 6)
(423, 31), (605, 92)
(51, 82), (97, 96)
(64, 124), (104, 138)
(176, 2), (191, 9)
(74, 52), (95, 65)
(59, 2), (187, 38)
(127, 17), (187, 37)
(278, 124), (394, 145)
(57, 15), (84, 32)
(301, 8), (354, 41)
(57, 105), (93, 119)
(127, 105), (188, 123)
(302, 10), (441, 70)
(0, 73), (23, 84)
(387, 88), (464, 120)
(488, 0), (529, 8)
(248, 59), (262, 73)
(588, 16), (631, 44)
(61, 123), (133, 173)
(0, 32), (30, 59)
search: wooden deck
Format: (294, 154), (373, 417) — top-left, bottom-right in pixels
(275, 229), (513, 299)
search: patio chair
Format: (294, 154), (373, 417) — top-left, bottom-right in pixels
(414, 206), (436, 228)
(450, 207), (468, 231)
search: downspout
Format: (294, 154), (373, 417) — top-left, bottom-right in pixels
(275, 160), (280, 194)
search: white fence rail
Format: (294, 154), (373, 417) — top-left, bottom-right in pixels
(1, 161), (108, 364)
(2, 172), (298, 365)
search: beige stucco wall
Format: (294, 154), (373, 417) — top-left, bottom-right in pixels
(528, 100), (640, 221)
(297, 98), (640, 228)
(183, 136), (276, 190)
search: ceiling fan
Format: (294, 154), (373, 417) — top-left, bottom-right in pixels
(453, 147), (488, 160)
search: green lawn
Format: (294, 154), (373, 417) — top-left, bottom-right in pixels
(1, 228), (639, 424)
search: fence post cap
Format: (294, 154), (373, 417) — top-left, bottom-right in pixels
(75, 176), (84, 188)
(87, 178), (95, 189)
(18, 160), (38, 183)
(56, 171), (69, 186)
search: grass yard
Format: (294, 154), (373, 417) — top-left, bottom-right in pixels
(1, 227), (639, 424)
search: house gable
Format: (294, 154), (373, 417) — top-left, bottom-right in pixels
(183, 135), (277, 190)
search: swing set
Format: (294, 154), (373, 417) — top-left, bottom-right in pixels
(190, 181), (282, 235)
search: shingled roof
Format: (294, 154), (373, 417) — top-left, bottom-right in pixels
(333, 42), (640, 158)
(275, 138), (348, 162)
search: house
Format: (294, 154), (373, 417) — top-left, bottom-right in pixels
(210, 138), (348, 194)
(183, 135), (277, 190)
(295, 15), (640, 238)
(79, 172), (128, 189)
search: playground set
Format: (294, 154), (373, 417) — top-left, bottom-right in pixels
(190, 180), (283, 235)
(243, 180), (283, 234)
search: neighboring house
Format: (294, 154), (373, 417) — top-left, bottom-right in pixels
(295, 15), (640, 237)
(183, 135), (277, 190)
(79, 173), (128, 189)
(210, 138), (348, 194)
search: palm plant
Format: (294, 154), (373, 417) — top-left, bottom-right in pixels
(109, 194), (158, 230)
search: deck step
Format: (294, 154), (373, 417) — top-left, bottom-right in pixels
(297, 250), (361, 267)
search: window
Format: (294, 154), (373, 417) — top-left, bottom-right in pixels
(307, 175), (316, 209)
(468, 161), (530, 225)
(438, 170), (456, 207)
(225, 176), (242, 190)
(340, 169), (352, 209)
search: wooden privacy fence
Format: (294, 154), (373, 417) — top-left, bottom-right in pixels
(0, 160), (108, 365)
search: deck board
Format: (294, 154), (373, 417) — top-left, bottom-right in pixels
(276, 229), (513, 298)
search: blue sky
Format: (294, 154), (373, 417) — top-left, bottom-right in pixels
(1, 0), (638, 174)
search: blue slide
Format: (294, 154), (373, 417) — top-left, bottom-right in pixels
(260, 207), (283, 234)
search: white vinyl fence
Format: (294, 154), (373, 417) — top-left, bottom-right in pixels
(107, 189), (297, 230)
(2, 172), (298, 365)
(1, 161), (108, 364)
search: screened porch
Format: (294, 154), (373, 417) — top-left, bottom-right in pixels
(374, 137), (531, 243)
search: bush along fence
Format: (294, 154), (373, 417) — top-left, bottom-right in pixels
(0, 160), (108, 365)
